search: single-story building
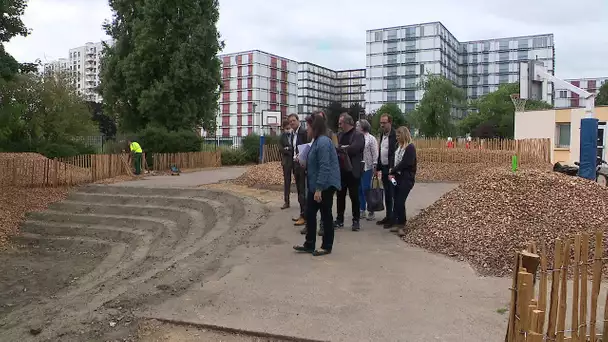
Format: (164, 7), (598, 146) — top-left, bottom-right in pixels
(515, 106), (608, 164)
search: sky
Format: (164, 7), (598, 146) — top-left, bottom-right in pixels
(4, 0), (608, 79)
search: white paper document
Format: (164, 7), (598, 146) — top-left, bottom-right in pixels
(297, 143), (312, 164)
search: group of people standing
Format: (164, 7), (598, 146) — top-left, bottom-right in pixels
(279, 111), (417, 257)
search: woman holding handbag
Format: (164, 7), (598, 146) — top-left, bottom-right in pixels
(357, 119), (379, 221)
(388, 126), (417, 236)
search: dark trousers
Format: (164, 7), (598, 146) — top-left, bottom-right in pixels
(380, 165), (394, 221)
(133, 153), (142, 175)
(282, 163), (292, 205)
(393, 182), (413, 225)
(336, 171), (360, 222)
(305, 188), (336, 251)
(293, 165), (306, 217)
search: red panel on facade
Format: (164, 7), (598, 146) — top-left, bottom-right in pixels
(270, 80), (277, 92)
(281, 81), (287, 93)
(248, 102), (252, 113)
(223, 79), (230, 91)
(222, 115), (229, 126)
(222, 68), (230, 79)
(270, 92), (277, 103)
(271, 68), (277, 79)
(223, 56), (230, 65)
(222, 92), (230, 103)
(237, 91), (242, 102)
(248, 115), (252, 125)
(281, 94), (287, 104)
(237, 77), (242, 89)
(271, 56), (277, 68)
(280, 105), (287, 116)
(222, 104), (230, 114)
(237, 114), (242, 127)
(236, 55), (242, 64)
(588, 80), (597, 93)
(237, 102), (242, 114)
(248, 90), (252, 101)
(237, 66), (242, 78)
(247, 127), (252, 135)
(248, 52), (253, 62)
(270, 104), (277, 111)
(281, 71), (287, 82)
(281, 60), (287, 70)
(247, 77), (253, 88)
(248, 64), (253, 76)
(222, 128), (229, 137)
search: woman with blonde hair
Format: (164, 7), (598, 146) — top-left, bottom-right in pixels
(388, 126), (417, 236)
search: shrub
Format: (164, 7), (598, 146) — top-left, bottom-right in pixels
(36, 141), (96, 158)
(220, 148), (248, 165)
(241, 133), (281, 163)
(137, 126), (202, 153)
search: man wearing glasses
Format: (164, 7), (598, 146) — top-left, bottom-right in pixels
(375, 114), (397, 229)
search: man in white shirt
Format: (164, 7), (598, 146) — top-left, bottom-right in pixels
(288, 113), (308, 227)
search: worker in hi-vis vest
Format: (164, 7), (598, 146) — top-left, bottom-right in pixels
(127, 140), (143, 175)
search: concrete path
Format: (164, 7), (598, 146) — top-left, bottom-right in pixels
(110, 166), (248, 188)
(137, 182), (512, 342)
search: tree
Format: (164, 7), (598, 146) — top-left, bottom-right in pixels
(597, 82), (608, 106)
(458, 83), (552, 139)
(348, 102), (364, 120)
(407, 74), (464, 137)
(87, 101), (117, 137)
(0, 0), (31, 80)
(100, 0), (224, 133)
(324, 101), (346, 131)
(370, 103), (407, 135)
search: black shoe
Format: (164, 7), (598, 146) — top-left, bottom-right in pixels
(352, 220), (360, 231)
(383, 221), (394, 229)
(300, 226), (307, 235)
(293, 245), (314, 253)
(376, 217), (388, 225)
(318, 227), (324, 236)
(281, 203), (290, 210)
(333, 220), (344, 229)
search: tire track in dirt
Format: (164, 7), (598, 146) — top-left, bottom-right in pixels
(0, 185), (268, 342)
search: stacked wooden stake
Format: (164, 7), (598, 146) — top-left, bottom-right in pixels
(505, 231), (607, 342)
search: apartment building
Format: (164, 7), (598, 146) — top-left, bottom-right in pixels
(216, 50), (298, 137)
(365, 22), (555, 117)
(297, 62), (365, 119)
(555, 77), (608, 108)
(43, 40), (110, 103)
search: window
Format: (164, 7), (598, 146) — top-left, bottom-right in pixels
(499, 40), (510, 50)
(559, 90), (568, 98)
(499, 52), (509, 61)
(518, 50), (528, 60)
(374, 32), (382, 42)
(555, 123), (571, 148)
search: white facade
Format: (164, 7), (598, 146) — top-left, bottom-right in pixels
(554, 77), (608, 108)
(43, 40), (111, 103)
(297, 63), (366, 119)
(365, 21), (555, 117)
(215, 50), (298, 137)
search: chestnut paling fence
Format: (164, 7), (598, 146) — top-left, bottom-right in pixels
(506, 232), (608, 342)
(0, 151), (222, 188)
(261, 138), (551, 165)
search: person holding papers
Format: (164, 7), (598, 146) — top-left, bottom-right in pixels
(293, 114), (341, 256)
(288, 113), (309, 227)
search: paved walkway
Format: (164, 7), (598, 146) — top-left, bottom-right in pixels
(110, 166), (248, 188)
(121, 171), (511, 342)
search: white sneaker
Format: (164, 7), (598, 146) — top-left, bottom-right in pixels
(366, 212), (375, 221)
(360, 210), (367, 219)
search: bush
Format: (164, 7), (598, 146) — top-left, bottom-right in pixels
(36, 141), (96, 158)
(137, 126), (202, 153)
(241, 133), (281, 163)
(220, 148), (248, 165)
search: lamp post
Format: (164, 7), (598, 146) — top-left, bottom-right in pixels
(252, 102), (258, 134)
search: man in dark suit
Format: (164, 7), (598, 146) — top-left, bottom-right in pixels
(335, 113), (365, 231)
(279, 119), (293, 209)
(288, 113), (308, 226)
(375, 114), (398, 229)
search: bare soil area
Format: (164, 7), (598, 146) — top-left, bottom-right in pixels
(137, 320), (291, 342)
(0, 185), (268, 342)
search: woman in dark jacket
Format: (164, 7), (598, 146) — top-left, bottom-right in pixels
(388, 126), (417, 236)
(293, 115), (341, 256)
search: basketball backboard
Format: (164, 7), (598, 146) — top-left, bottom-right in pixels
(262, 110), (281, 126)
(519, 61), (549, 101)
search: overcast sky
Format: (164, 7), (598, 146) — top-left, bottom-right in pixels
(5, 0), (608, 79)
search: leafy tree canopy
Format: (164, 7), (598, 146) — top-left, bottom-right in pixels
(0, 0), (31, 80)
(597, 82), (608, 106)
(407, 74), (464, 137)
(458, 83), (552, 139)
(370, 103), (407, 135)
(100, 0), (224, 133)
(324, 101), (347, 131)
(347, 102), (364, 120)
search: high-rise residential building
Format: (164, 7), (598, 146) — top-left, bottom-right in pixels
(365, 22), (555, 117)
(297, 62), (365, 119)
(554, 77), (608, 108)
(43, 40), (111, 103)
(215, 50), (298, 137)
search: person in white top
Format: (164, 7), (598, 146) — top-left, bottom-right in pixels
(357, 120), (379, 220)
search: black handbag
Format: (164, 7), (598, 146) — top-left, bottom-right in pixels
(365, 175), (385, 212)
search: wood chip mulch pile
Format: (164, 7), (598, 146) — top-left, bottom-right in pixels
(404, 168), (608, 277)
(233, 162), (293, 187)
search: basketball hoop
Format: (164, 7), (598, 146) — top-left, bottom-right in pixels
(510, 94), (527, 112)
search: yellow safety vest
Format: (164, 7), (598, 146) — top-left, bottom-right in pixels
(130, 142), (143, 153)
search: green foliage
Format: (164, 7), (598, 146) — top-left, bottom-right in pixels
(597, 82), (608, 106)
(219, 148), (248, 165)
(241, 133), (279, 163)
(136, 126), (202, 153)
(458, 83), (553, 139)
(0, 0), (31, 80)
(100, 0), (224, 133)
(370, 103), (407, 135)
(0, 73), (98, 154)
(324, 101), (347, 131)
(36, 141), (96, 159)
(348, 102), (364, 120)
(407, 74), (464, 137)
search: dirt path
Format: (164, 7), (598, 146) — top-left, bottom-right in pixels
(0, 184), (268, 341)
